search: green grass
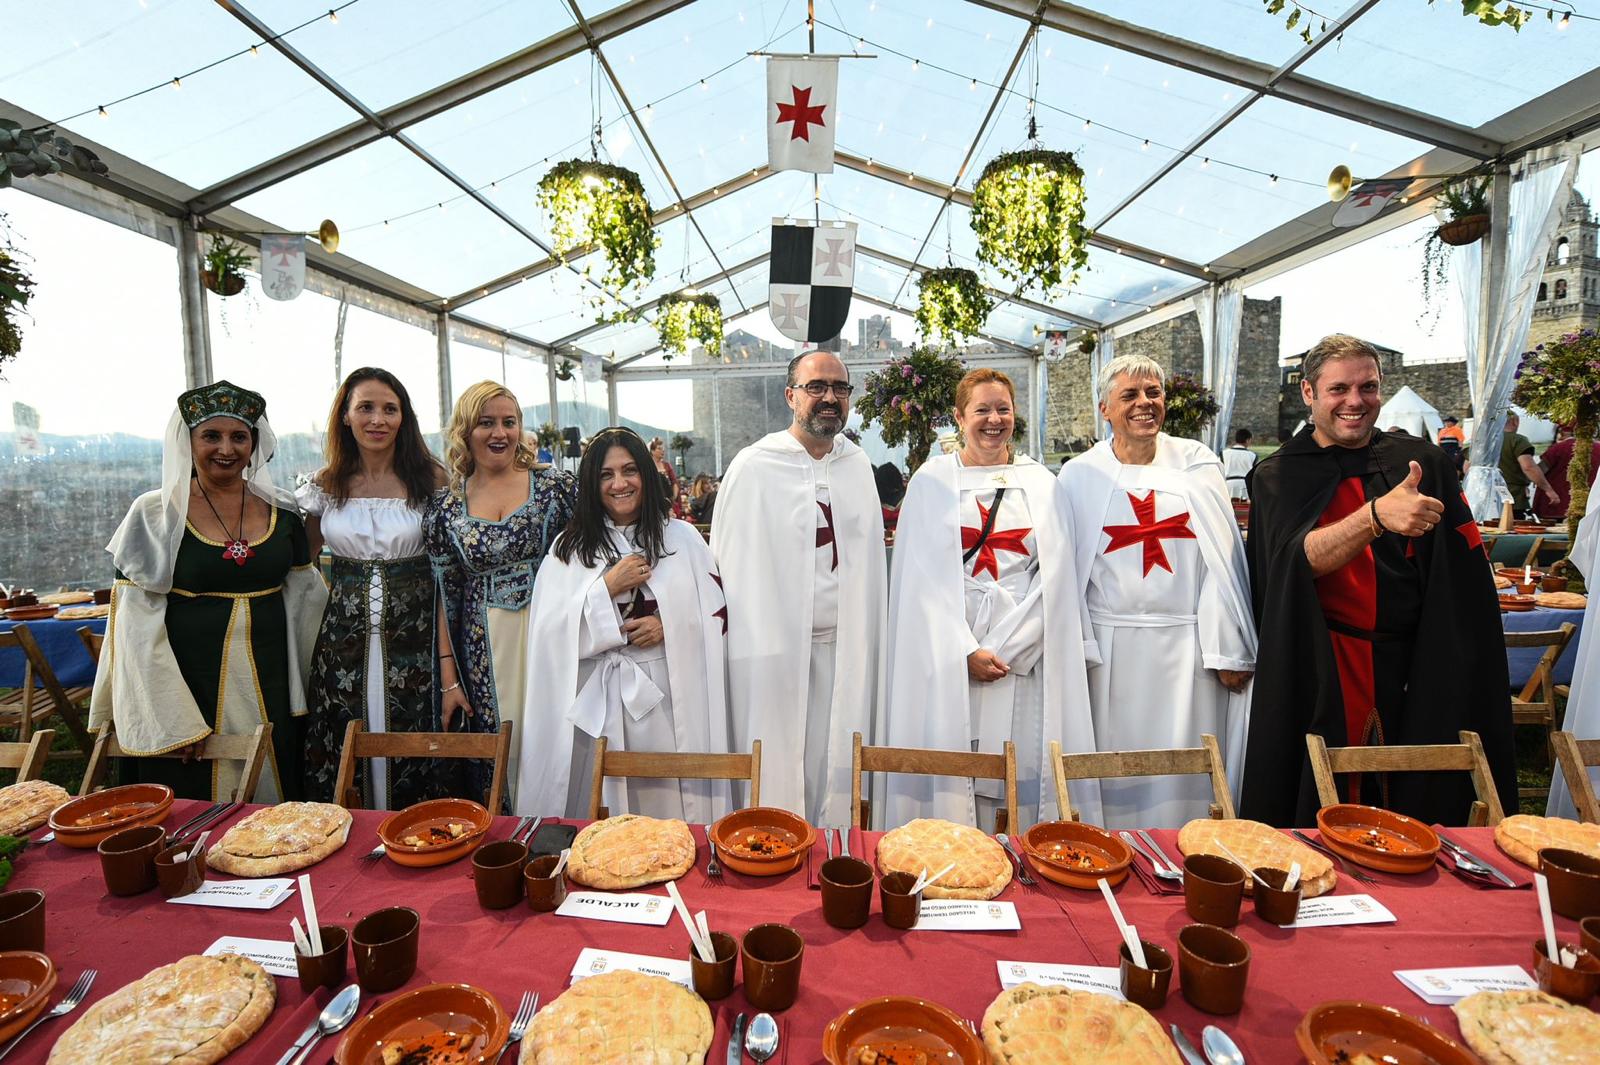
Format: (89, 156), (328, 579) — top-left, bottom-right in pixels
(0, 718), (87, 793)
(1515, 723), (1555, 816)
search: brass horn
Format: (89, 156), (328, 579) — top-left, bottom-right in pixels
(316, 218), (340, 254)
(1327, 164), (1353, 203)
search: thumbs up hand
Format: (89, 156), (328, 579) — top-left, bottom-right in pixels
(1375, 460), (1446, 536)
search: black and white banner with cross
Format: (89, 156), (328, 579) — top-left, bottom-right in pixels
(768, 220), (856, 344)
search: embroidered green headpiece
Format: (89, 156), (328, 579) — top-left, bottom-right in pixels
(177, 380), (266, 429)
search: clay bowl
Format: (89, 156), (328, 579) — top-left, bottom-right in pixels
(0, 952), (56, 1046)
(1296, 1001), (1479, 1065)
(1316, 805), (1440, 874)
(1539, 848), (1600, 921)
(1499, 594), (1538, 612)
(709, 807), (815, 877)
(377, 798), (492, 868)
(1542, 575), (1570, 593)
(2, 605), (58, 622)
(48, 784), (173, 849)
(1019, 820), (1131, 889)
(1497, 567), (1544, 581)
(822, 996), (988, 1065)
(334, 982), (508, 1065)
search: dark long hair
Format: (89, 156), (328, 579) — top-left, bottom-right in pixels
(554, 428), (673, 568)
(316, 367), (442, 507)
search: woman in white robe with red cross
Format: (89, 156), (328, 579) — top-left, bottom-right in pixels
(883, 368), (1100, 829)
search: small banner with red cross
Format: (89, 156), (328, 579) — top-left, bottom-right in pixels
(767, 56), (837, 173)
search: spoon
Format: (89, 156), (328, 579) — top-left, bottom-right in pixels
(745, 1012), (780, 1063)
(285, 983), (361, 1065)
(1202, 1025), (1245, 1065)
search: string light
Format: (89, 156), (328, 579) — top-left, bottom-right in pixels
(97, 105), (108, 118)
(969, 78), (977, 90)
(1560, 11), (1571, 27)
(327, 9), (338, 22)
(1269, 174), (1279, 185)
(171, 77), (181, 89)
(249, 44), (259, 56)
(1141, 139), (1150, 150)
(1201, 157), (1210, 168)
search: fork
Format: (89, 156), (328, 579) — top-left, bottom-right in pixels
(0, 969), (96, 1061)
(994, 833), (1039, 889)
(704, 824), (723, 879)
(1290, 829), (1378, 885)
(494, 990), (538, 1063)
(1437, 838), (1508, 883)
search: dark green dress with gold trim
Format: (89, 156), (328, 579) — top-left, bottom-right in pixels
(116, 508), (310, 800)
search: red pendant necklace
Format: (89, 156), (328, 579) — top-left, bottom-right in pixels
(198, 482), (254, 565)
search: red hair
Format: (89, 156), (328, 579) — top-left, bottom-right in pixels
(955, 368), (1015, 414)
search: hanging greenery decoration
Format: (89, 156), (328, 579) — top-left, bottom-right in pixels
(1263, 0), (1535, 44)
(536, 160), (657, 296)
(915, 267), (994, 347)
(971, 149), (1090, 294)
(1078, 332), (1098, 356)
(1162, 373), (1220, 440)
(202, 235), (251, 297)
(1417, 175), (1492, 331)
(555, 357), (577, 381)
(0, 212), (35, 372)
(0, 118), (109, 189)
(535, 422), (562, 452)
(854, 346), (968, 472)
(656, 292), (723, 359)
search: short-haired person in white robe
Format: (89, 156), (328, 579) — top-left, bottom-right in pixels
(883, 368), (1099, 829)
(711, 351), (887, 827)
(519, 427), (731, 821)
(1057, 354), (1257, 828)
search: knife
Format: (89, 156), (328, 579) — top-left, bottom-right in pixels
(1439, 837), (1517, 888)
(1170, 1024), (1207, 1065)
(272, 1018), (321, 1065)
(1137, 829), (1182, 877)
(727, 1011), (747, 1065)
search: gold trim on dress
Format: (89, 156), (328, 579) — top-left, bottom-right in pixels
(185, 506), (279, 548)
(169, 585), (284, 599)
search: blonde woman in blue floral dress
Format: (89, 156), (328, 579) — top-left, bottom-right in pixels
(425, 381), (575, 808)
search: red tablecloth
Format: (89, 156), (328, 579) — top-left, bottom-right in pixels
(8, 805), (1585, 1064)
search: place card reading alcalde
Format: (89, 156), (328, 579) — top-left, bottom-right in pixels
(569, 947), (692, 988)
(166, 878), (295, 911)
(554, 891), (674, 926)
(909, 899), (1021, 932)
(1394, 965), (1538, 1005)
(203, 936), (298, 978)
(1285, 893), (1396, 929)
(996, 960), (1124, 998)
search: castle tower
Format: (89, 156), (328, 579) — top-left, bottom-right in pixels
(1528, 190), (1600, 350)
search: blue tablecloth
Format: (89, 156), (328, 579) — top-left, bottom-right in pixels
(1503, 603), (1584, 690)
(0, 615), (107, 689)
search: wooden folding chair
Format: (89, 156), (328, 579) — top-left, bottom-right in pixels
(1552, 731), (1600, 824)
(588, 737), (761, 820)
(76, 626), (104, 665)
(0, 729), (55, 784)
(1305, 730), (1505, 827)
(851, 732), (1018, 833)
(1506, 623), (1577, 802)
(333, 720), (514, 812)
(79, 722), (275, 802)
(1049, 734), (1235, 823)
(0, 624), (93, 751)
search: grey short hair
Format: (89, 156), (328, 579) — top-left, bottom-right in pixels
(1098, 353), (1166, 400)
(1303, 334), (1381, 387)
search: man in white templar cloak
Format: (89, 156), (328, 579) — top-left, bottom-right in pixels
(712, 351), (886, 826)
(1057, 353), (1257, 828)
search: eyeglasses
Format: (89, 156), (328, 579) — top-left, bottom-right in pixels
(794, 380), (854, 399)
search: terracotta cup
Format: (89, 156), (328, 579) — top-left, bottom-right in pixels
(473, 840), (529, 910)
(1543, 575), (1569, 593)
(296, 925), (349, 994)
(879, 872), (921, 930)
(525, 854), (568, 912)
(352, 906), (420, 993)
(1251, 867), (1301, 926)
(1118, 939), (1173, 1011)
(1183, 853), (1245, 928)
(820, 857), (873, 930)
(154, 842), (207, 899)
(1540, 848), (1600, 921)
(0, 890), (45, 952)
(1177, 923), (1252, 1015)
(98, 825), (166, 897)
(689, 931), (737, 1001)
(741, 923), (804, 1012)
(1533, 939), (1600, 1005)
(1515, 580), (1539, 595)
(1580, 916), (1600, 960)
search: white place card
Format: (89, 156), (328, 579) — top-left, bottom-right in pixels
(555, 891), (674, 926)
(569, 947), (692, 988)
(1286, 893), (1396, 929)
(203, 936), (298, 978)
(910, 899), (1021, 932)
(997, 960), (1124, 998)
(1394, 965), (1537, 1005)
(166, 878), (295, 911)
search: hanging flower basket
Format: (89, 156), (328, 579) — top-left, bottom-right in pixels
(970, 149), (1090, 293)
(536, 160), (657, 296)
(201, 236), (251, 298)
(854, 346), (968, 471)
(1436, 214), (1491, 246)
(1162, 373), (1219, 440)
(1078, 333), (1097, 355)
(555, 358), (576, 382)
(656, 291), (722, 359)
(916, 267), (994, 347)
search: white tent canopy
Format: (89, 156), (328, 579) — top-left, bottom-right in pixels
(1377, 385), (1443, 442)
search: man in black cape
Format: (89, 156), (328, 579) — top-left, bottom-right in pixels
(1242, 334), (1515, 827)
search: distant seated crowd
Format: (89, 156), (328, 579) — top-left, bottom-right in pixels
(90, 334), (1522, 831)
